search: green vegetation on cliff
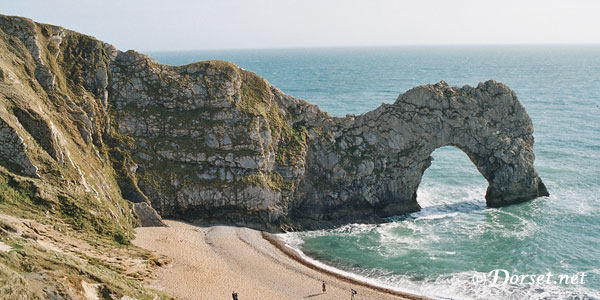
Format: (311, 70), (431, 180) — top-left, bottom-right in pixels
(238, 70), (309, 167)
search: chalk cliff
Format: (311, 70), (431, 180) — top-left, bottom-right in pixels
(0, 15), (548, 235)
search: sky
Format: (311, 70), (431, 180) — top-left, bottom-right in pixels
(2, 0), (600, 51)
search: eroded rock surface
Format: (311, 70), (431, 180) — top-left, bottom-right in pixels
(107, 50), (548, 229)
(294, 81), (549, 225)
(0, 15), (548, 231)
(0, 115), (39, 178)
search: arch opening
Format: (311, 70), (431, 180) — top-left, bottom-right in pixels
(416, 146), (488, 209)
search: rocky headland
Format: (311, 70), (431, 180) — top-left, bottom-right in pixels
(0, 14), (547, 299)
(0, 15), (548, 231)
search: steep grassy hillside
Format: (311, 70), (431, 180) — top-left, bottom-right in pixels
(0, 15), (171, 299)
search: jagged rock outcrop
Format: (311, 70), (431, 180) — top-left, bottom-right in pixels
(0, 15), (548, 232)
(134, 202), (166, 227)
(0, 115), (40, 178)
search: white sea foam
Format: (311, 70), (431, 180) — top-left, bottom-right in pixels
(279, 184), (600, 300)
(274, 243), (600, 300)
(276, 235), (442, 298)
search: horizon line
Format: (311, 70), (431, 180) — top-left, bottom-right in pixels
(143, 42), (600, 53)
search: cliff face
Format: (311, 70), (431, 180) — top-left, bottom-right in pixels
(107, 52), (548, 230)
(0, 15), (548, 235)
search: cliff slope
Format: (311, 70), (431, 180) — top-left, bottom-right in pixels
(0, 15), (170, 299)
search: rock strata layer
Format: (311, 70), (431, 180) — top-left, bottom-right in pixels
(0, 15), (548, 231)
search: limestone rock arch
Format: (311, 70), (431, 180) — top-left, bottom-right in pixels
(398, 80), (548, 208)
(294, 80), (549, 223)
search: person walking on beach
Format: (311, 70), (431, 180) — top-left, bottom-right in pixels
(322, 280), (327, 293)
(350, 288), (357, 300)
(232, 291), (238, 300)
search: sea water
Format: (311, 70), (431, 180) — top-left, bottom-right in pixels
(150, 46), (600, 300)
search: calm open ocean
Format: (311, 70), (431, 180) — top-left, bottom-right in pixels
(149, 46), (600, 300)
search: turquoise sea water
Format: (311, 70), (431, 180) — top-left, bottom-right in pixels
(150, 46), (600, 300)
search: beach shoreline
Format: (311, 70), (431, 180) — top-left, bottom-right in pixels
(133, 220), (432, 300)
(262, 231), (432, 300)
(263, 232), (432, 300)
